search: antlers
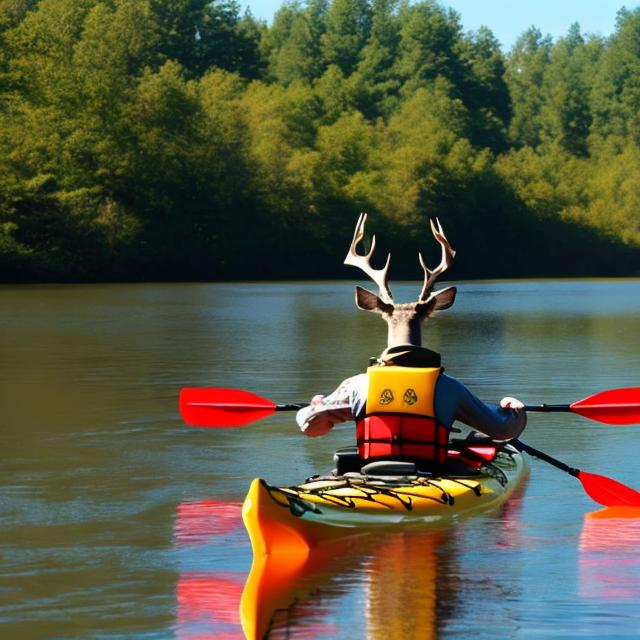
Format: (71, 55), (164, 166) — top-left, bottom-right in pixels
(418, 218), (456, 301)
(344, 213), (394, 303)
(344, 213), (455, 302)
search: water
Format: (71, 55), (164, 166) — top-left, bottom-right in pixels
(1, 280), (640, 639)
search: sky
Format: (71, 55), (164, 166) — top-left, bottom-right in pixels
(241, 0), (628, 50)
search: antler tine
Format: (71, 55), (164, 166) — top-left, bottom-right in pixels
(418, 217), (456, 301)
(344, 213), (394, 303)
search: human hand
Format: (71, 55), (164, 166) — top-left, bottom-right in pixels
(500, 396), (525, 410)
(310, 394), (325, 407)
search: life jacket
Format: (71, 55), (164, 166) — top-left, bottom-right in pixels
(356, 366), (450, 464)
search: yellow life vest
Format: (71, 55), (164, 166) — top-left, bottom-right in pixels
(365, 366), (440, 416)
(357, 366), (449, 464)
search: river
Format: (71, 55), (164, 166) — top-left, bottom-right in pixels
(1, 280), (640, 639)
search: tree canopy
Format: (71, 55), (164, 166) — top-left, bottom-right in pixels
(0, 0), (638, 282)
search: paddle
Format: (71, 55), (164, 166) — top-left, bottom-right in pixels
(180, 387), (640, 428)
(524, 388), (640, 425)
(179, 388), (305, 428)
(514, 440), (640, 507)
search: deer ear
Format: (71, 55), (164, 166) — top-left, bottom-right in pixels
(355, 286), (394, 314)
(416, 286), (457, 318)
(431, 286), (457, 310)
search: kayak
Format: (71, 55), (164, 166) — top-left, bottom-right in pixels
(242, 442), (527, 557)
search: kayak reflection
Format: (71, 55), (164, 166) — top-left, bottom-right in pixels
(240, 529), (453, 640)
(174, 493), (522, 639)
(579, 506), (640, 601)
(241, 535), (353, 639)
(362, 530), (444, 640)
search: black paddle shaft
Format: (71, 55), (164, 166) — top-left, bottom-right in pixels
(523, 404), (572, 412)
(514, 439), (580, 477)
(275, 403), (307, 411)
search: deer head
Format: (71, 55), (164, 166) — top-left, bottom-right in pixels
(344, 213), (457, 348)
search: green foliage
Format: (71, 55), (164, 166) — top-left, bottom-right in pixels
(263, 1), (325, 84)
(321, 0), (371, 75)
(317, 110), (375, 191)
(581, 144), (640, 245)
(505, 27), (553, 148)
(150, 0), (263, 77)
(590, 8), (640, 147)
(458, 27), (510, 151)
(393, 1), (464, 94)
(0, 0), (638, 281)
(536, 24), (599, 156)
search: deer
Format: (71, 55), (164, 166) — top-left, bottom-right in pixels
(344, 213), (457, 349)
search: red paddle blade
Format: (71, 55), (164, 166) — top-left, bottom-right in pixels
(571, 388), (640, 425)
(179, 388), (277, 427)
(578, 471), (640, 507)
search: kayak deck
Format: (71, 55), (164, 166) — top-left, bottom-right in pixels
(242, 445), (527, 556)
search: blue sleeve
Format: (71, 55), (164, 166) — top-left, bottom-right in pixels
(435, 373), (526, 441)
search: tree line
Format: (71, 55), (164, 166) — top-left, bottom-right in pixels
(1, 0), (639, 282)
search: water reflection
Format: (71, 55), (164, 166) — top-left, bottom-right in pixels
(239, 530), (450, 640)
(174, 499), (245, 639)
(173, 491), (530, 640)
(579, 507), (640, 602)
(177, 572), (245, 639)
(175, 499), (243, 546)
(363, 531), (442, 640)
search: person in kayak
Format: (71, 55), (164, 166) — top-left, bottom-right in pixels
(296, 344), (526, 439)
(296, 214), (526, 466)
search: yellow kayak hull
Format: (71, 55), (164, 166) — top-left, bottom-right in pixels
(242, 445), (527, 558)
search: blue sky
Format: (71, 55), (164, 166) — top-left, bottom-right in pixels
(242, 0), (627, 50)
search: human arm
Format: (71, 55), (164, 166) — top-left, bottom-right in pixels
(295, 374), (366, 437)
(436, 375), (527, 441)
